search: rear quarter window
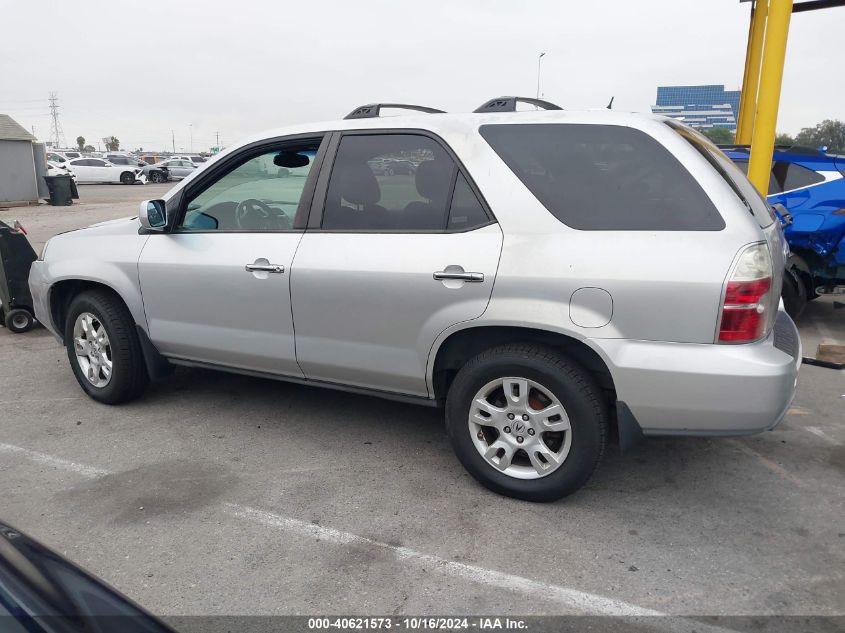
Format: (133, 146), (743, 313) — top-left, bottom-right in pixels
(479, 123), (725, 231)
(666, 121), (775, 227)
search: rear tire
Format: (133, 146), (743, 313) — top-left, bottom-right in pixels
(445, 344), (608, 502)
(5, 308), (35, 333)
(64, 290), (148, 404)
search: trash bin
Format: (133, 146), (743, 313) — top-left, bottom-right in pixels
(0, 220), (38, 333)
(44, 174), (73, 206)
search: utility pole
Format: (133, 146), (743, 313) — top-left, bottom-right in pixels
(48, 92), (65, 148)
(536, 52), (546, 102)
(216, 131), (219, 149)
(189, 124), (193, 153)
(171, 130), (175, 153)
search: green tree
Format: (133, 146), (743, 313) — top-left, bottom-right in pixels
(775, 132), (795, 146)
(701, 127), (735, 144)
(795, 119), (845, 153)
(103, 136), (120, 152)
(76, 136), (85, 152)
(82, 145), (96, 152)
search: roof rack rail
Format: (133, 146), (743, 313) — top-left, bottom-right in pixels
(343, 103), (445, 120)
(473, 96), (563, 113)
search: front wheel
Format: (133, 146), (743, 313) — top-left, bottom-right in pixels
(149, 170), (164, 183)
(445, 344), (607, 502)
(120, 171), (135, 185)
(64, 290), (148, 404)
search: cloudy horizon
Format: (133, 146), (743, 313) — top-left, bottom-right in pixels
(1, 0), (840, 153)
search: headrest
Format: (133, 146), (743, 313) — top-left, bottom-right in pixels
(415, 160), (453, 201)
(338, 163), (381, 206)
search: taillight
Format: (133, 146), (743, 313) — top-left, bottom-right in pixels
(718, 243), (772, 343)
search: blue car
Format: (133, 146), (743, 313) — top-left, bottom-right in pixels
(722, 145), (845, 316)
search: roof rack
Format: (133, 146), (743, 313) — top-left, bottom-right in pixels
(343, 103), (445, 120)
(473, 96), (563, 113)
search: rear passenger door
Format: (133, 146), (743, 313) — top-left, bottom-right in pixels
(290, 131), (502, 397)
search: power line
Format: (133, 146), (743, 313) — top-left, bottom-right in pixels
(48, 92), (65, 148)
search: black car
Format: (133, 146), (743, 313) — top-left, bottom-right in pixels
(0, 521), (175, 632)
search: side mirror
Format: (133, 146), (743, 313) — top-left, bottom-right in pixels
(139, 199), (167, 230)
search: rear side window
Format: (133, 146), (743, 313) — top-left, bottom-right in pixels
(480, 123), (724, 231)
(667, 121), (775, 227)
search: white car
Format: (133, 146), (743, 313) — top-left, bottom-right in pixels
(47, 160), (76, 181)
(66, 158), (146, 185)
(170, 154), (207, 166)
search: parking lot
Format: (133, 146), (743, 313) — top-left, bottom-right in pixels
(1, 185), (843, 620)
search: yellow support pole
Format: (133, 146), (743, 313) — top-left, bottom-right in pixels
(736, 0), (769, 144)
(747, 0), (793, 195)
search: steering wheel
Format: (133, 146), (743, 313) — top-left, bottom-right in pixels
(235, 198), (275, 230)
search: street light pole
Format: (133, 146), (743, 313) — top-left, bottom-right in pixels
(536, 52), (546, 101)
(189, 124), (193, 153)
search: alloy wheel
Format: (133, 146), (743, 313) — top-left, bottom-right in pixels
(72, 312), (113, 388)
(468, 377), (572, 479)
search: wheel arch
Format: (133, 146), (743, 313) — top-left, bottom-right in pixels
(429, 324), (617, 403)
(49, 279), (139, 342)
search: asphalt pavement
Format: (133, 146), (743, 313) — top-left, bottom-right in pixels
(0, 185), (843, 621)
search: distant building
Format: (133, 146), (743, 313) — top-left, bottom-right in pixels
(650, 84), (741, 131)
(0, 114), (41, 205)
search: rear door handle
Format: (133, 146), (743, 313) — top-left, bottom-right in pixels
(245, 263), (284, 274)
(433, 271), (484, 282)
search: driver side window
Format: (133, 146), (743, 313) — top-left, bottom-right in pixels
(179, 140), (320, 232)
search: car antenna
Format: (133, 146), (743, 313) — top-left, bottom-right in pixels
(606, 96), (614, 110)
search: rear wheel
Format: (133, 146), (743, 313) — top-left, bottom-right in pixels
(120, 171), (135, 185)
(64, 290), (148, 404)
(445, 344), (607, 502)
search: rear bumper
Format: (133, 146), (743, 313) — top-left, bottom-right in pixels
(590, 310), (801, 436)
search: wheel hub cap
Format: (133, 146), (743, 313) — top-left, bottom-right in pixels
(468, 377), (572, 480)
(72, 312), (113, 388)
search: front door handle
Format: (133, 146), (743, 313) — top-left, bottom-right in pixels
(245, 263), (284, 274)
(433, 270), (484, 282)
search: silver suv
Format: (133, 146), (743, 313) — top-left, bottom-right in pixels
(29, 98), (801, 501)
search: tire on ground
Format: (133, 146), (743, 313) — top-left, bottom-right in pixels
(445, 343), (608, 502)
(64, 289), (149, 404)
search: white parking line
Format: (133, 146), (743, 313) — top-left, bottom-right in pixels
(0, 442), (752, 628)
(802, 426), (839, 445)
(0, 442), (109, 478)
(225, 503), (662, 616)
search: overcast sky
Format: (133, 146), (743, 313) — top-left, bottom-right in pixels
(1, 0), (840, 152)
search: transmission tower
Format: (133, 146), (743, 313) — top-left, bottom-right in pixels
(48, 92), (65, 148)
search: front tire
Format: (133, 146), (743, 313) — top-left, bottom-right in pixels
(149, 170), (164, 183)
(120, 171), (135, 185)
(445, 344), (607, 502)
(64, 290), (148, 404)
